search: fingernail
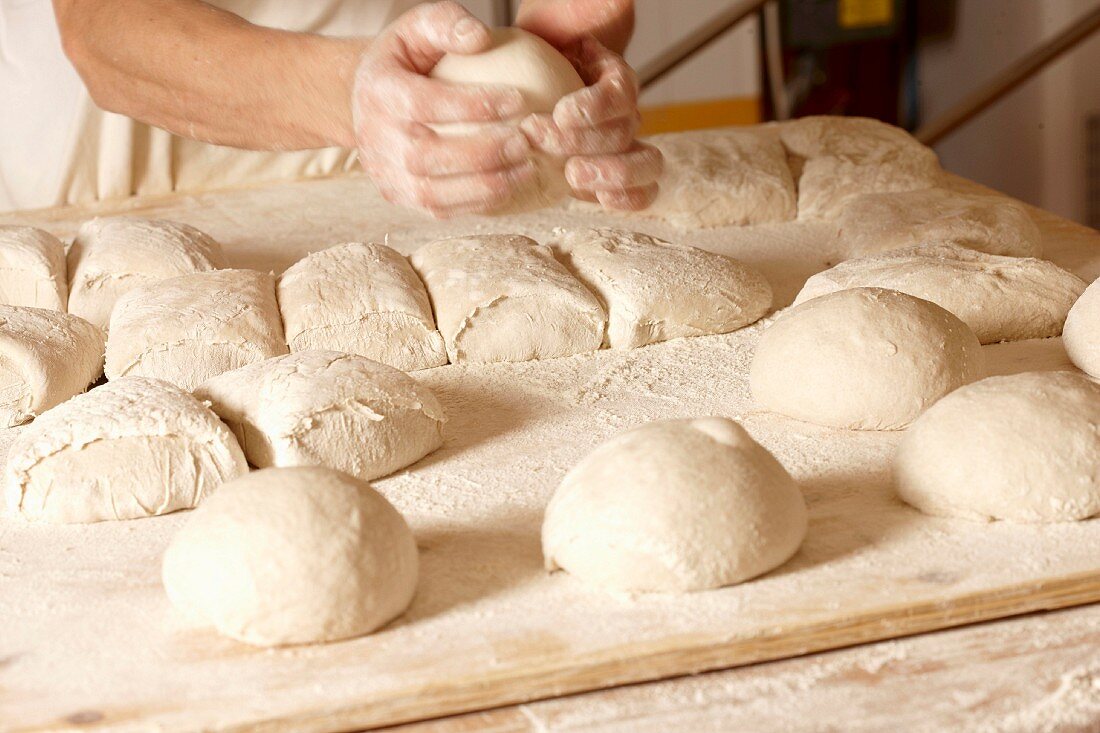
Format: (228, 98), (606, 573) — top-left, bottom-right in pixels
(454, 18), (481, 41)
(504, 134), (530, 161)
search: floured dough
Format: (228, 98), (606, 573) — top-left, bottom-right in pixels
(0, 306), (104, 427)
(551, 228), (772, 349)
(543, 417), (807, 593)
(277, 242), (447, 371)
(162, 466), (418, 647)
(429, 27), (584, 214)
(794, 242), (1085, 344)
(1062, 277), (1100, 379)
(106, 269), (288, 391)
(68, 217), (227, 330)
(4, 376), (247, 523)
(751, 288), (984, 430)
(0, 226), (67, 310)
(633, 129), (797, 227)
(834, 188), (1043, 258)
(779, 115), (936, 161)
(410, 234), (605, 363)
(195, 350), (445, 481)
(896, 371), (1100, 522)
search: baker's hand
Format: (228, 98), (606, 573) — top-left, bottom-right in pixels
(520, 36), (662, 211)
(353, 1), (537, 218)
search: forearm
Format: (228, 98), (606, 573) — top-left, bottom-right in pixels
(516, 0), (634, 53)
(53, 0), (365, 150)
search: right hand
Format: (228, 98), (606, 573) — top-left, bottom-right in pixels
(352, 2), (538, 218)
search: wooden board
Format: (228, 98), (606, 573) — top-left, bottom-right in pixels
(2, 169), (1099, 733)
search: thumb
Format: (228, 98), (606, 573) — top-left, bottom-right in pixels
(392, 1), (494, 71)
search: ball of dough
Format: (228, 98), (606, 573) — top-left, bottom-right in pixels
(194, 350), (445, 481)
(0, 226), (67, 311)
(1063, 277), (1100, 379)
(895, 371), (1100, 522)
(4, 376), (247, 523)
(429, 27), (584, 214)
(750, 288), (984, 430)
(542, 417), (807, 593)
(162, 466), (419, 647)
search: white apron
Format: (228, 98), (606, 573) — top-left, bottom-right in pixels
(0, 0), (419, 212)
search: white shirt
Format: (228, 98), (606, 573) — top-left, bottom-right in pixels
(0, 0), (418, 213)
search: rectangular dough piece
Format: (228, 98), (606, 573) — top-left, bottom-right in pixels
(410, 234), (606, 363)
(105, 269), (288, 391)
(0, 226), (67, 311)
(277, 242), (447, 371)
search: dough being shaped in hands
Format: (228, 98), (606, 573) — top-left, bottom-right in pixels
(0, 306), (104, 427)
(195, 350), (445, 481)
(68, 217), (226, 330)
(895, 371), (1100, 522)
(278, 242), (447, 371)
(551, 227), (772, 349)
(0, 226), (67, 310)
(410, 234), (605, 363)
(542, 417), (807, 593)
(162, 466), (418, 647)
(4, 376), (247, 523)
(834, 188), (1042, 259)
(1062, 277), (1100, 379)
(794, 242), (1085, 344)
(751, 288), (984, 430)
(106, 269), (288, 391)
(429, 27), (584, 214)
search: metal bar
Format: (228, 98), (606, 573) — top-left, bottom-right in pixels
(638, 0), (770, 89)
(763, 0), (789, 120)
(916, 3), (1100, 146)
(492, 0), (513, 27)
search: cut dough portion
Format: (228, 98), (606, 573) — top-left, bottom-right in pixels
(751, 288), (984, 430)
(794, 243), (1085, 344)
(896, 371), (1100, 522)
(635, 129), (797, 227)
(277, 242), (447, 371)
(410, 234), (605, 363)
(0, 306), (104, 427)
(105, 269), (288, 391)
(0, 226), (67, 310)
(543, 417), (807, 593)
(551, 228), (773, 349)
(429, 28), (584, 214)
(163, 466), (418, 647)
(779, 115), (935, 161)
(834, 188), (1043, 259)
(195, 351), (445, 481)
(68, 217), (226, 330)
(1062, 277), (1100, 379)
(4, 376), (247, 523)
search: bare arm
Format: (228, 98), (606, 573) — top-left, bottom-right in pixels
(52, 0), (365, 150)
(516, 0), (635, 53)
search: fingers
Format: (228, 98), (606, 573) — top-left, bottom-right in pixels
(565, 141), (664, 192)
(390, 1), (494, 70)
(365, 121), (532, 176)
(554, 38), (639, 129)
(521, 112), (639, 156)
(594, 183), (660, 211)
(370, 159), (538, 218)
(362, 66), (525, 124)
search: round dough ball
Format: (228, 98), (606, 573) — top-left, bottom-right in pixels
(751, 288), (984, 430)
(163, 466), (419, 647)
(1063, 277), (1100, 378)
(895, 371), (1100, 522)
(542, 417), (807, 593)
(429, 27), (584, 214)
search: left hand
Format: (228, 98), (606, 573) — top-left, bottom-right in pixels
(520, 36), (663, 211)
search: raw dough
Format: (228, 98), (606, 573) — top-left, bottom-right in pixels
(410, 234), (605, 363)
(195, 350), (445, 481)
(542, 417), (807, 593)
(429, 27), (584, 214)
(4, 376), (247, 523)
(895, 371), (1100, 522)
(1063, 277), (1100, 378)
(163, 466), (418, 647)
(834, 188), (1043, 259)
(105, 269), (288, 391)
(794, 242), (1085, 344)
(551, 227), (772, 349)
(0, 226), (67, 310)
(632, 129), (797, 227)
(0, 306), (104, 427)
(277, 242), (447, 371)
(68, 217), (226, 330)
(779, 115), (936, 161)
(751, 287), (984, 430)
